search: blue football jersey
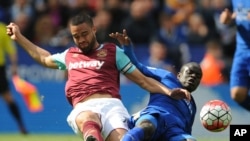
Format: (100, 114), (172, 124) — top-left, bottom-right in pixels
(123, 45), (196, 140)
(231, 0), (250, 46)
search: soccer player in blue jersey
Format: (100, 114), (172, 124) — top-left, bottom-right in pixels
(220, 0), (250, 111)
(110, 30), (202, 141)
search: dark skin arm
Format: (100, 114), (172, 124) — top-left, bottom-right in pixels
(110, 29), (191, 101)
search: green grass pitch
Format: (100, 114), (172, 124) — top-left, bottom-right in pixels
(0, 133), (228, 141)
(0, 134), (82, 141)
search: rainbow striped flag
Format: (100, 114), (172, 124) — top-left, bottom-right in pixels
(12, 75), (43, 112)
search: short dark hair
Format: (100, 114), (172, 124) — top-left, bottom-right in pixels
(69, 12), (93, 27)
(181, 62), (201, 72)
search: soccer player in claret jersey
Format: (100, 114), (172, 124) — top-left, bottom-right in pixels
(110, 30), (202, 141)
(220, 0), (250, 112)
(6, 12), (190, 141)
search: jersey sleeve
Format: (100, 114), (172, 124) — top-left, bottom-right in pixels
(144, 66), (170, 81)
(115, 46), (136, 74)
(123, 44), (163, 81)
(50, 49), (69, 70)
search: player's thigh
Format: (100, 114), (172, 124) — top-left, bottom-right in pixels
(75, 111), (102, 129)
(67, 100), (103, 133)
(161, 114), (195, 141)
(101, 99), (130, 140)
(103, 111), (129, 141)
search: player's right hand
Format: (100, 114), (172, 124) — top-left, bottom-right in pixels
(6, 22), (20, 40)
(169, 88), (191, 101)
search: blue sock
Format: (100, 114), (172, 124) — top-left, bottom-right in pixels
(121, 127), (144, 141)
(239, 95), (250, 111)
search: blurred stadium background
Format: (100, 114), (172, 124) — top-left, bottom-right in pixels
(1, 0), (250, 141)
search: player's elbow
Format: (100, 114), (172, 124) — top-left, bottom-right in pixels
(129, 75), (152, 91)
(137, 77), (149, 89)
(43, 56), (58, 69)
(125, 69), (159, 92)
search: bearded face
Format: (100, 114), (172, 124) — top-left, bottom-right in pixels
(70, 22), (97, 54)
(77, 33), (96, 54)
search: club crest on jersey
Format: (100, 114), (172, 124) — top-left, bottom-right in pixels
(97, 49), (107, 58)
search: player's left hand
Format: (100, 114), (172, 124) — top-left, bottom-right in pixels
(109, 29), (131, 46)
(169, 88), (191, 101)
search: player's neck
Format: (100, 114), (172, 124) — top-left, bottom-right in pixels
(94, 42), (100, 50)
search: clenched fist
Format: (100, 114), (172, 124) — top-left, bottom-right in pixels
(6, 22), (21, 40)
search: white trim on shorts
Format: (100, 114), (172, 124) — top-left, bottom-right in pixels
(67, 98), (130, 140)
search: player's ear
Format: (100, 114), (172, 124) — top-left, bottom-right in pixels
(92, 26), (97, 34)
(177, 72), (181, 79)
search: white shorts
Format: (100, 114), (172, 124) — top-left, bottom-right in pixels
(67, 98), (130, 140)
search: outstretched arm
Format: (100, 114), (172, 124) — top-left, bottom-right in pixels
(6, 22), (58, 69)
(109, 30), (161, 80)
(110, 29), (142, 68)
(116, 46), (191, 100)
(111, 30), (191, 100)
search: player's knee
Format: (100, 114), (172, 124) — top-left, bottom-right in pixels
(75, 111), (100, 128)
(137, 120), (156, 140)
(231, 87), (248, 103)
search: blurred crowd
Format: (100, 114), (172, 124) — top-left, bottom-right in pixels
(0, 0), (236, 86)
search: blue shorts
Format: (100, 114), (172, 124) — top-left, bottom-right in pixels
(129, 107), (196, 141)
(230, 46), (250, 88)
